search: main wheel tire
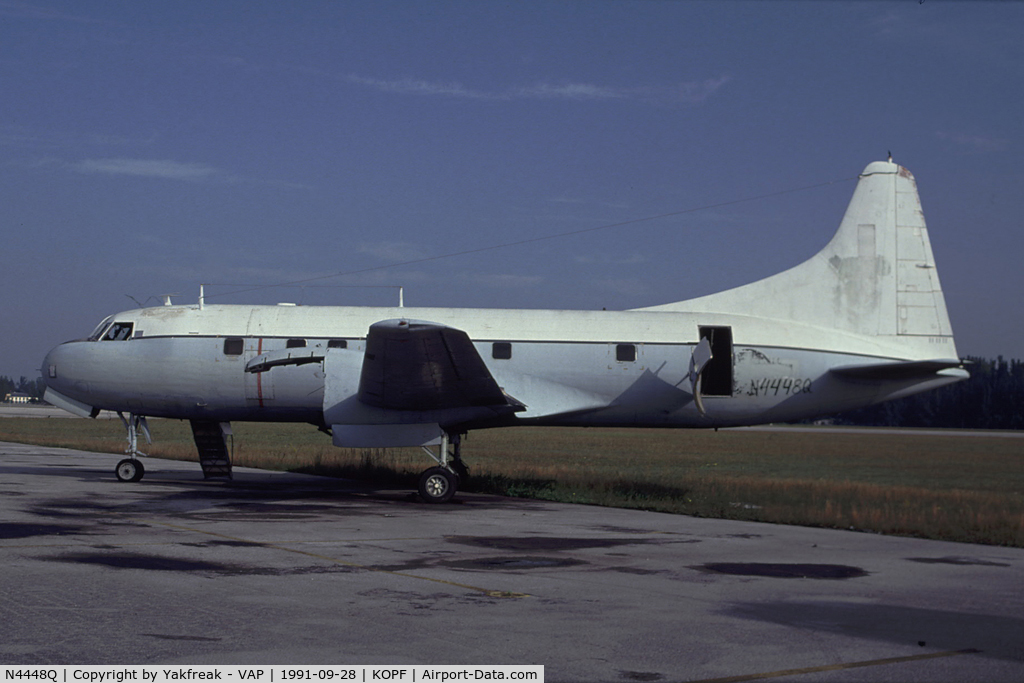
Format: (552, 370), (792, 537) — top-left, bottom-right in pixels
(418, 466), (457, 504)
(115, 458), (145, 482)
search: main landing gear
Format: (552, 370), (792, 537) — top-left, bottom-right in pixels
(417, 432), (468, 504)
(115, 412), (150, 482)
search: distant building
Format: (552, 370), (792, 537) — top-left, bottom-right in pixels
(3, 392), (33, 404)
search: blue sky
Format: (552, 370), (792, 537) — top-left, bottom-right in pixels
(2, 0), (1022, 379)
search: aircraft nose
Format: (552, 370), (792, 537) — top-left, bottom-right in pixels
(42, 346), (57, 388)
(42, 341), (100, 417)
(43, 341), (93, 395)
(43, 343), (68, 390)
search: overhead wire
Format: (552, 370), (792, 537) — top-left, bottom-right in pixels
(204, 174), (859, 302)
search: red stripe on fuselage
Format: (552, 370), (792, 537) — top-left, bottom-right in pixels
(256, 337), (264, 408)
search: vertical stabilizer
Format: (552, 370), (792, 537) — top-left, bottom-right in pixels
(639, 161), (957, 358)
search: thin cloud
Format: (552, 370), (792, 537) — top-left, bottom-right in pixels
(0, 0), (111, 24)
(936, 131), (1009, 154)
(593, 277), (649, 298)
(549, 196), (631, 210)
(70, 157), (310, 189)
(345, 75), (492, 100)
(674, 77), (731, 104)
(868, 10), (904, 38)
(574, 253), (646, 266)
(230, 61), (729, 105)
(0, 125), (148, 151)
(358, 241), (430, 263)
(465, 273), (545, 289)
(514, 83), (628, 101)
(344, 73), (729, 105)
(75, 158), (226, 181)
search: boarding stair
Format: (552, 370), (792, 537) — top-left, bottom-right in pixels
(190, 420), (233, 479)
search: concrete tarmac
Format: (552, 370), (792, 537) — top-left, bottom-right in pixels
(1, 441), (1022, 682)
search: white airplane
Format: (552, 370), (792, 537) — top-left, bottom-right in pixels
(42, 160), (967, 502)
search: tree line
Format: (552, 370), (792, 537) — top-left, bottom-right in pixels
(1, 375), (47, 400)
(824, 356), (1024, 430)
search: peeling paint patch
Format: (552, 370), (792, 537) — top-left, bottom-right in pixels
(736, 348), (776, 365)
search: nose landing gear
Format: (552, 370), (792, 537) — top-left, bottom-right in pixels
(115, 412), (150, 482)
(115, 457), (145, 482)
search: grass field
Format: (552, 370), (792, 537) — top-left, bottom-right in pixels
(2, 416), (1022, 547)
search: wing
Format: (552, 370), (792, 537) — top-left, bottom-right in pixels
(358, 319), (523, 412)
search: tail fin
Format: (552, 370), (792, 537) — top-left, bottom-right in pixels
(640, 161), (958, 359)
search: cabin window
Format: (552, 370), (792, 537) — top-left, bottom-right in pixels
(492, 342), (512, 360)
(616, 344), (637, 362)
(328, 339), (347, 349)
(101, 322), (134, 341)
(223, 338), (244, 356)
(698, 326), (733, 396)
(286, 338), (306, 348)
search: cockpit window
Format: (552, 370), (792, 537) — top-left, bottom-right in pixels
(101, 322), (134, 341)
(88, 316), (115, 341)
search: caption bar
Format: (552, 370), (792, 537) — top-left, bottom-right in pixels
(2, 667), (542, 683)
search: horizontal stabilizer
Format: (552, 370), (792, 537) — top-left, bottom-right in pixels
(829, 358), (966, 381)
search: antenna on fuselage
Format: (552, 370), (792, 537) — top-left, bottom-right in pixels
(198, 285), (204, 310)
(127, 294), (179, 308)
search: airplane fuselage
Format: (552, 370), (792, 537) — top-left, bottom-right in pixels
(43, 301), (963, 432)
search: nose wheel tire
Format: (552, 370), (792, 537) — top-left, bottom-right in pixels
(115, 458), (145, 482)
(418, 466), (457, 504)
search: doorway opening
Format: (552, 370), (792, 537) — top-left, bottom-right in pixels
(698, 326), (733, 396)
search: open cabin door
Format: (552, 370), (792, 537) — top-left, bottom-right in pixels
(698, 326), (733, 397)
